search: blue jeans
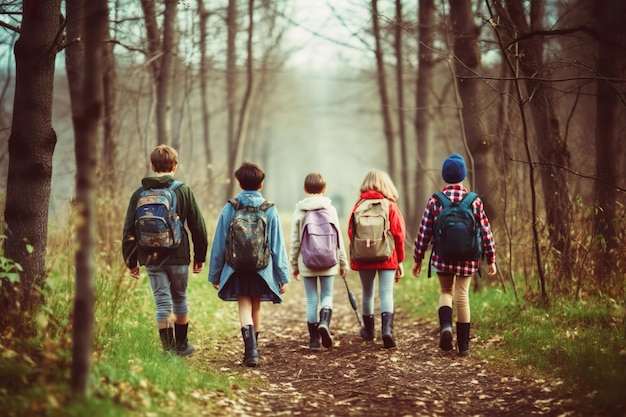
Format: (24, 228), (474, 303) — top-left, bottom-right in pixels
(358, 269), (395, 315)
(146, 264), (190, 323)
(302, 275), (334, 323)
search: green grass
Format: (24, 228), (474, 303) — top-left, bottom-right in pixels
(2, 249), (625, 416)
(398, 265), (626, 417)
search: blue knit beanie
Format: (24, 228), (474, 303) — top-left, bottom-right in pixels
(441, 153), (467, 184)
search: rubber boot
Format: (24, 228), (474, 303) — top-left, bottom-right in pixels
(457, 322), (471, 357)
(241, 324), (259, 367)
(381, 312), (396, 349)
(438, 306), (453, 351)
(159, 327), (174, 352)
(307, 322), (321, 351)
(174, 323), (195, 357)
(318, 307), (333, 348)
(360, 315), (374, 341)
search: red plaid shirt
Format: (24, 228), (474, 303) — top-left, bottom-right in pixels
(413, 185), (496, 276)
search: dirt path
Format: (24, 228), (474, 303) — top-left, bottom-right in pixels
(193, 282), (579, 417)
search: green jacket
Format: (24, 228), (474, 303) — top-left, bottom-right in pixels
(122, 175), (208, 267)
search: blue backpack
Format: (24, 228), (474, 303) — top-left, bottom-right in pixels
(135, 181), (184, 250)
(432, 191), (481, 262)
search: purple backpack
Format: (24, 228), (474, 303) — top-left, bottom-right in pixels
(300, 209), (339, 270)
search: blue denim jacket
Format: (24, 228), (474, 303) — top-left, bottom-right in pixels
(208, 190), (290, 303)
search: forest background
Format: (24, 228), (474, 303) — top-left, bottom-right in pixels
(0, 0), (624, 415)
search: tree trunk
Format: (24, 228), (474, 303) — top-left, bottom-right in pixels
(448, 0), (500, 219)
(197, 0), (214, 199)
(156, 0), (178, 146)
(414, 0), (435, 226)
(225, 0), (237, 200)
(0, 0), (62, 330)
(395, 0), (410, 217)
(505, 0), (573, 286)
(371, 0), (395, 177)
(592, 0), (626, 287)
(70, 0), (107, 395)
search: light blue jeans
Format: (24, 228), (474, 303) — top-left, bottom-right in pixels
(146, 264), (190, 323)
(358, 269), (395, 315)
(302, 275), (334, 323)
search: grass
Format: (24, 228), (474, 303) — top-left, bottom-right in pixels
(398, 265), (626, 417)
(1, 248), (625, 416)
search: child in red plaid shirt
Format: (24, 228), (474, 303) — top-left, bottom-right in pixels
(412, 153), (497, 356)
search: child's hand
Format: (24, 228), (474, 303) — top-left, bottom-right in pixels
(340, 268), (347, 278)
(129, 266), (140, 279)
(193, 262), (204, 274)
(293, 270), (301, 281)
(279, 283), (288, 294)
(412, 263), (421, 277)
(488, 263), (497, 276)
(395, 264), (404, 282)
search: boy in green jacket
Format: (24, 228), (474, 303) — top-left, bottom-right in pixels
(122, 145), (208, 356)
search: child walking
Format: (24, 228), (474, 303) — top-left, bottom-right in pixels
(208, 162), (290, 367)
(348, 169), (406, 349)
(122, 145), (208, 357)
(412, 153), (497, 356)
(289, 173), (349, 350)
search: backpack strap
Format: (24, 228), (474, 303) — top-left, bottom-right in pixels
(169, 180), (184, 191)
(459, 191), (478, 209)
(259, 200), (274, 211)
(433, 192), (452, 208)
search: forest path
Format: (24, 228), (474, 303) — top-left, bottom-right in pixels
(191, 279), (578, 417)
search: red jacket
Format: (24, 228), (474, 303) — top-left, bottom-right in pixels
(348, 190), (406, 271)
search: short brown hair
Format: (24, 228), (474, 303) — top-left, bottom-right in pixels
(304, 172), (326, 194)
(235, 162), (265, 191)
(150, 145), (178, 173)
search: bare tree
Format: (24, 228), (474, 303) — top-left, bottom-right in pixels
(70, 0), (108, 395)
(591, 0), (626, 285)
(197, 0), (214, 198)
(371, 0), (396, 177)
(496, 0), (573, 286)
(394, 0), (410, 216)
(0, 0), (63, 330)
(140, 0), (178, 147)
(414, 0), (436, 224)
(448, 0), (500, 219)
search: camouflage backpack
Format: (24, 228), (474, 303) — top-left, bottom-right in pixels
(225, 199), (274, 271)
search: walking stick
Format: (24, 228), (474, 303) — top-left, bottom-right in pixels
(343, 277), (362, 327)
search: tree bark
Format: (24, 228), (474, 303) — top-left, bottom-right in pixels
(1, 0), (62, 329)
(592, 0), (626, 285)
(448, 0), (500, 220)
(225, 0), (237, 200)
(197, 0), (213, 198)
(414, 0), (435, 225)
(395, 0), (410, 217)
(156, 0), (178, 147)
(504, 0), (573, 285)
(371, 0), (396, 177)
(70, 0), (107, 395)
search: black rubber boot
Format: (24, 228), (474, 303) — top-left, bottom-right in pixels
(360, 315), (374, 341)
(438, 306), (453, 351)
(381, 312), (396, 349)
(457, 322), (471, 357)
(174, 323), (195, 357)
(159, 327), (174, 352)
(241, 324), (259, 367)
(307, 322), (321, 350)
(318, 307), (333, 348)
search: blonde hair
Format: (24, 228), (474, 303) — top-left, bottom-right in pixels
(150, 145), (178, 173)
(359, 169), (399, 202)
